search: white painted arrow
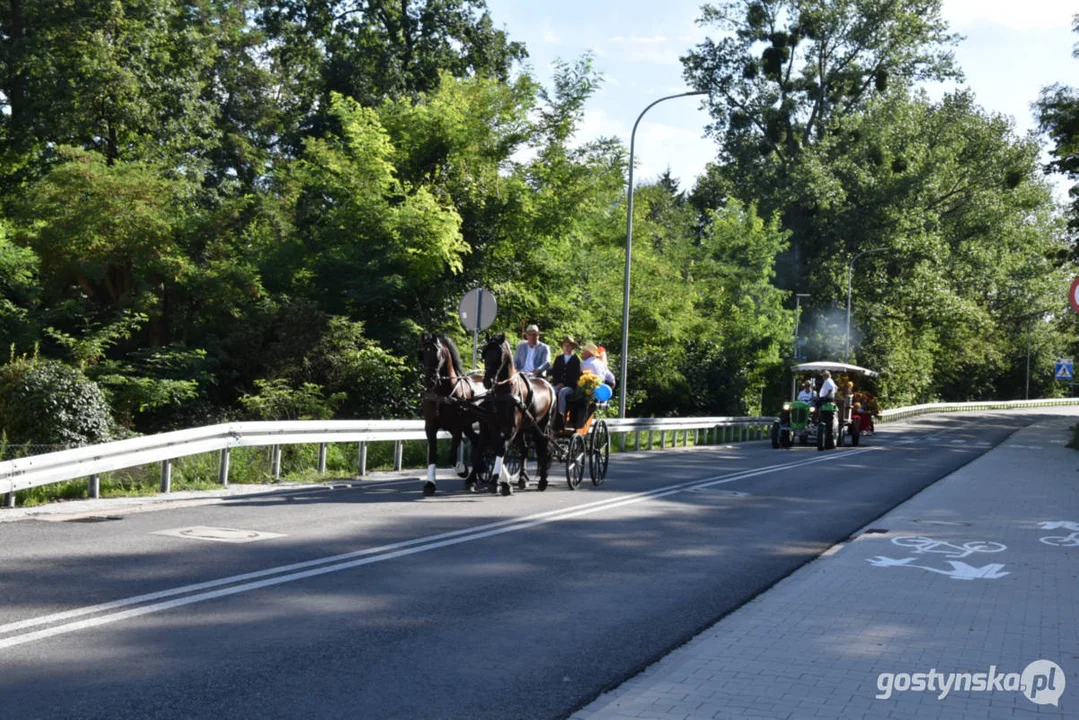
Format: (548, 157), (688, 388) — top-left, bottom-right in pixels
(1037, 521), (1079, 531)
(866, 556), (1010, 580)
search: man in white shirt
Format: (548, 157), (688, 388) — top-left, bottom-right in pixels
(796, 380), (816, 404)
(818, 371), (837, 404)
(513, 324), (551, 376)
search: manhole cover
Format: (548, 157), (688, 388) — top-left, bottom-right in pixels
(154, 526), (286, 544)
(912, 519), (971, 526)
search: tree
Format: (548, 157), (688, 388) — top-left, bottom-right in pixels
(15, 148), (194, 331)
(0, 0), (221, 171)
(682, 0), (961, 287)
(1036, 13), (1079, 236)
(272, 93), (468, 346)
(792, 89), (1070, 404)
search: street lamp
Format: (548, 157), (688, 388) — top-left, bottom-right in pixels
(618, 90), (707, 418)
(791, 293), (810, 400)
(1020, 308), (1050, 400)
(845, 248), (888, 363)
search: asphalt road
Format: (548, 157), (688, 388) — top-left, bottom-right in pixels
(0, 411), (1041, 720)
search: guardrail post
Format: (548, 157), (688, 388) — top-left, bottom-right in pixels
(357, 442), (367, 477)
(160, 460), (172, 493)
(88, 474), (100, 499)
(4, 491), (13, 508)
(647, 430), (653, 450)
(317, 443), (328, 474)
(271, 446), (281, 481)
(660, 430), (666, 449)
(219, 448), (230, 488)
(620, 432), (626, 452)
(394, 440), (403, 471)
(634, 431), (640, 451)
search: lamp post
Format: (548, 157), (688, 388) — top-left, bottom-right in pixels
(845, 248), (888, 363)
(618, 90), (707, 418)
(1020, 308), (1050, 400)
(791, 293), (811, 400)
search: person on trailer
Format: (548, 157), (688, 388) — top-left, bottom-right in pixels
(514, 323), (550, 377)
(797, 380), (816, 404)
(551, 336), (582, 428)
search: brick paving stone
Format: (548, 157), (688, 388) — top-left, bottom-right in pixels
(569, 410), (1078, 720)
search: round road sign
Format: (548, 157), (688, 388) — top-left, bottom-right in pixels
(1070, 277), (1079, 314)
(458, 288), (497, 332)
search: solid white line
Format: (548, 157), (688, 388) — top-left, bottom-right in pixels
(0, 448), (875, 650)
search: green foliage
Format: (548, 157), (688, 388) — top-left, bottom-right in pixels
(0, 0), (1069, 463)
(239, 379), (345, 421)
(1035, 14), (1079, 234)
(0, 355), (114, 445)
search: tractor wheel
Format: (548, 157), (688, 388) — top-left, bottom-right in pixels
(770, 422), (781, 449)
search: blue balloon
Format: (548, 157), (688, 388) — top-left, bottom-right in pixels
(593, 384), (613, 402)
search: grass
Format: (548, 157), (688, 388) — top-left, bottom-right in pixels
(5, 424), (771, 508)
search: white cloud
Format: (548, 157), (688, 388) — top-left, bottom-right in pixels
(942, 0), (1074, 31)
(602, 35), (683, 65)
(607, 35), (670, 45)
(573, 108), (715, 187)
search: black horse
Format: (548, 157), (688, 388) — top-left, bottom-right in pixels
(419, 333), (486, 496)
(479, 333), (555, 496)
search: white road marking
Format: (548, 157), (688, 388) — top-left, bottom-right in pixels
(0, 448), (877, 650)
(154, 527), (286, 544)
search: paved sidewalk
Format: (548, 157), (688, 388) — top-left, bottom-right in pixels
(571, 411), (1079, 720)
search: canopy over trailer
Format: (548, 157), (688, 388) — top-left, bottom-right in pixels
(791, 361), (880, 378)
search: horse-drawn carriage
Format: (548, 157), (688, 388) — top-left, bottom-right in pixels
(548, 386), (610, 490)
(419, 332), (611, 496)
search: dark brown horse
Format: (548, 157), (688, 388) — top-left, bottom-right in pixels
(479, 333), (555, 496)
(419, 333), (486, 496)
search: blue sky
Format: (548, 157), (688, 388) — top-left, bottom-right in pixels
(485, 0), (1078, 197)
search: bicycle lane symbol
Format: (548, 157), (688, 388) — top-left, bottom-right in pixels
(866, 535), (1011, 580)
(1037, 521), (1079, 547)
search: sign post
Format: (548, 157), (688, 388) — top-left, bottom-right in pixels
(458, 288), (497, 369)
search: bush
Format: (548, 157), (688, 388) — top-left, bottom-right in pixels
(0, 356), (115, 446)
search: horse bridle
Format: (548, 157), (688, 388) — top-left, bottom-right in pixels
(423, 339), (473, 396)
(483, 341), (516, 389)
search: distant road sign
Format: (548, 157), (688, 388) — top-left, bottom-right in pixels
(1070, 277), (1079, 314)
(1055, 359), (1073, 381)
(458, 288), (497, 332)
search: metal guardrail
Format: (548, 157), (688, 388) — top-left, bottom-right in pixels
(877, 398), (1079, 423)
(2, 398), (1076, 506)
(0, 416), (777, 505)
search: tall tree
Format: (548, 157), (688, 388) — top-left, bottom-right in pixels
(1036, 13), (1079, 236)
(682, 0), (961, 287)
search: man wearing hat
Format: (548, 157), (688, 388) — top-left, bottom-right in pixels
(514, 323), (551, 376)
(550, 336), (582, 425)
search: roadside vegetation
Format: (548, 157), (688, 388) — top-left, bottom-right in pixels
(1, 1), (1078, 497)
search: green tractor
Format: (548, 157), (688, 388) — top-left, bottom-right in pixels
(772, 361), (880, 451)
(770, 399), (813, 448)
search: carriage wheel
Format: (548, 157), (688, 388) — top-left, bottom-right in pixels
(566, 434), (586, 490)
(589, 420), (610, 486)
